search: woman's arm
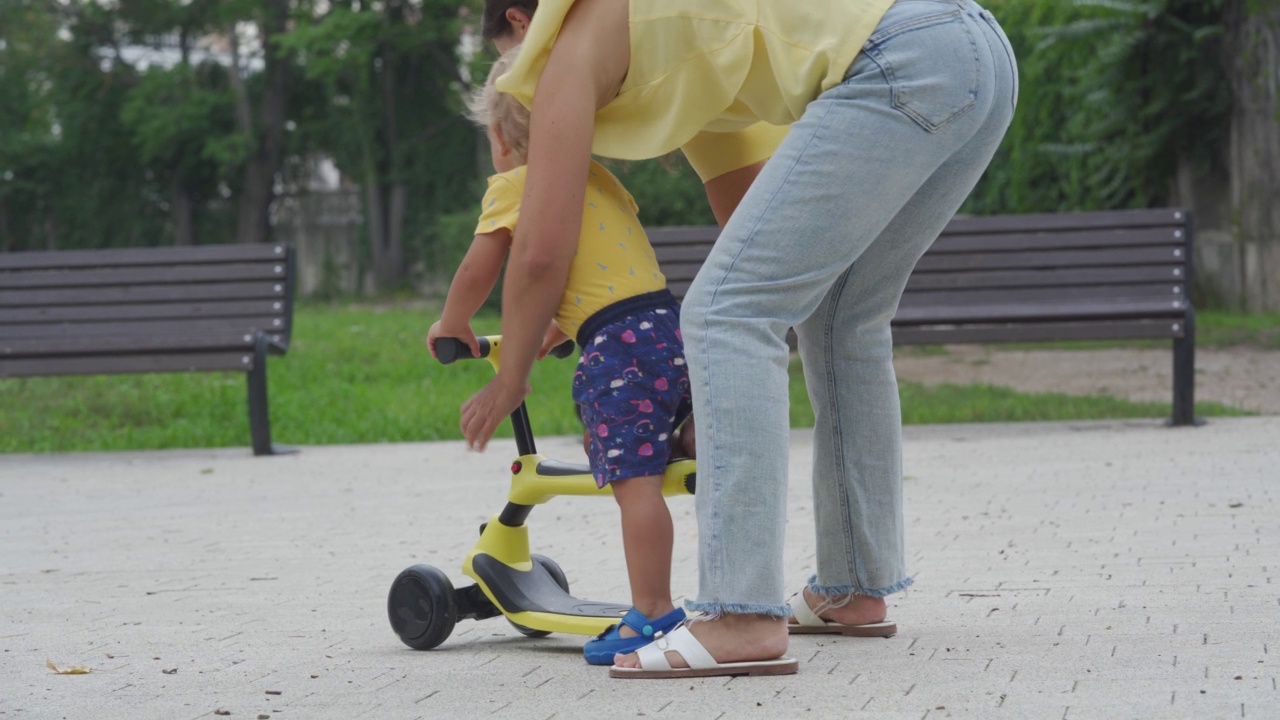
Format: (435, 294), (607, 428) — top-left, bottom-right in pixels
(460, 0), (630, 451)
(704, 160), (766, 226)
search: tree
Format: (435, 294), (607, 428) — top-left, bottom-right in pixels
(279, 0), (481, 293)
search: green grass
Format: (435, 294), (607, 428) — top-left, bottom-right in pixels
(0, 303), (1257, 453)
(1197, 310), (1280, 349)
(788, 372), (1243, 427)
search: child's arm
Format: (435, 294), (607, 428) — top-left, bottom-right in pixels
(427, 229), (511, 360)
(537, 321), (571, 359)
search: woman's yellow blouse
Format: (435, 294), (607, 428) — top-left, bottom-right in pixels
(496, 0), (894, 181)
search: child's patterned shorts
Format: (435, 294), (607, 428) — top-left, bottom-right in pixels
(572, 304), (691, 488)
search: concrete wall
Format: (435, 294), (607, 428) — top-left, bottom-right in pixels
(272, 190), (368, 298)
(1178, 2), (1280, 312)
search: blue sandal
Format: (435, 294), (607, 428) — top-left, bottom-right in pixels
(583, 607), (686, 666)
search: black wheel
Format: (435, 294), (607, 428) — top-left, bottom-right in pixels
(509, 555), (569, 638)
(388, 565), (458, 650)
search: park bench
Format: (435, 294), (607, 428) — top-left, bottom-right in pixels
(0, 244), (297, 455)
(649, 207), (1197, 426)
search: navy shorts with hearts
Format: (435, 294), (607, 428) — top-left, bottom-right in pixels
(572, 291), (692, 488)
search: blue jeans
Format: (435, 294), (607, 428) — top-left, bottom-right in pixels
(682, 0), (1018, 617)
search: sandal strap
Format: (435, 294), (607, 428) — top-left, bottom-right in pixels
(619, 606), (685, 639)
(619, 608), (659, 638)
(635, 625), (717, 671)
(788, 592), (826, 627)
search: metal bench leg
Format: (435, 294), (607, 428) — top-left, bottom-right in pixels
(1170, 312), (1199, 427)
(247, 335), (298, 455)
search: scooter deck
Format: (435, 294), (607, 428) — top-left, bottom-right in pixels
(471, 553), (629, 618)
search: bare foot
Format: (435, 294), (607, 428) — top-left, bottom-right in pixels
(613, 614), (787, 668)
(789, 588), (886, 626)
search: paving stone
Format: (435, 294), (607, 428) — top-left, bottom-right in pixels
(1, 416), (1278, 719)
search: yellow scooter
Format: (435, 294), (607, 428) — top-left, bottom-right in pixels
(388, 335), (696, 650)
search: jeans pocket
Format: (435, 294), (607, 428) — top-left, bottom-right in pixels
(861, 8), (980, 133)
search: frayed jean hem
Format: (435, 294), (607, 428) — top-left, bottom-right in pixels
(806, 575), (915, 599)
(684, 600), (791, 619)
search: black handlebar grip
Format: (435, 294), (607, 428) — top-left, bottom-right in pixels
(434, 337), (489, 365)
(435, 336), (570, 365)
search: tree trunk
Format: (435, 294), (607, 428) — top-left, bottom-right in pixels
(230, 0), (290, 245)
(0, 201), (11, 252)
(364, 32), (407, 293)
(170, 176), (197, 246)
(43, 214), (57, 251)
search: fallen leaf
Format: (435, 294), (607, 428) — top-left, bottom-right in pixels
(162, 668), (178, 675)
(46, 659), (91, 675)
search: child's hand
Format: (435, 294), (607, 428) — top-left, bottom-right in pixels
(537, 322), (571, 360)
(427, 319), (481, 361)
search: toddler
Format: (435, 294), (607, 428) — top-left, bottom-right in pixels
(426, 47), (691, 665)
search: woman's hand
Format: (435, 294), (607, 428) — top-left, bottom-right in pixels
(426, 319), (481, 361)
(460, 372), (531, 451)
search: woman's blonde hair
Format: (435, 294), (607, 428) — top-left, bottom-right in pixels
(467, 47), (530, 163)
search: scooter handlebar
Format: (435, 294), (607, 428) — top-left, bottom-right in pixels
(434, 336), (491, 365)
(434, 336), (575, 365)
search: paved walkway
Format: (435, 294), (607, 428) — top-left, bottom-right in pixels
(2, 417), (1277, 719)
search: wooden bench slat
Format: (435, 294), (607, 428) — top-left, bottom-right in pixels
(0, 300), (287, 325)
(0, 262), (290, 290)
(892, 298), (1187, 326)
(2, 333), (257, 357)
(0, 282), (288, 308)
(904, 265), (1184, 291)
(658, 262), (706, 284)
(0, 352), (257, 378)
(646, 227), (719, 245)
(892, 319), (1185, 345)
(912, 246), (1185, 273)
(899, 283), (1183, 308)
(942, 208), (1187, 234)
(0, 316), (289, 340)
(654, 246), (718, 264)
(927, 227), (1184, 253)
(0, 244), (289, 271)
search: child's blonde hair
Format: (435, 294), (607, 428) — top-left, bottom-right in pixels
(467, 47), (530, 163)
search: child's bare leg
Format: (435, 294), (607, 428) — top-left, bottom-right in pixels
(611, 474), (675, 636)
(673, 415), (696, 459)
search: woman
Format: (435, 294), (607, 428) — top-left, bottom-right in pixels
(465, 0), (1017, 678)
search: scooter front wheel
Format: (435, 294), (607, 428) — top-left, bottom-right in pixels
(388, 564), (458, 650)
(509, 555), (569, 638)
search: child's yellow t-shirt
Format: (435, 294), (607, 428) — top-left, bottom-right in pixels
(473, 160), (666, 339)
